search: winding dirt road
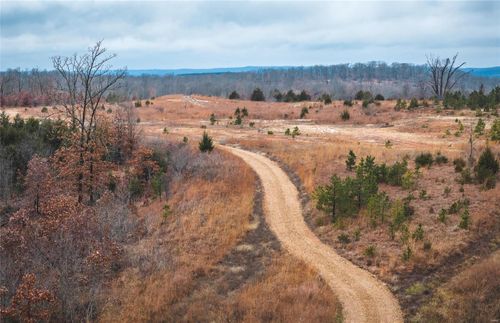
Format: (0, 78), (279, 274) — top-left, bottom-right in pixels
(224, 146), (403, 323)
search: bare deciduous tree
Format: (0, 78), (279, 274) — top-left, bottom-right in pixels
(52, 41), (126, 203)
(426, 53), (467, 99)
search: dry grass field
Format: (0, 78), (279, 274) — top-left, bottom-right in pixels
(2, 94), (498, 321)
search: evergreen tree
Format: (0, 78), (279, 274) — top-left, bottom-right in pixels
(346, 150), (356, 171)
(250, 88), (265, 101)
(199, 131), (214, 152)
(228, 91), (240, 100)
(474, 148), (499, 183)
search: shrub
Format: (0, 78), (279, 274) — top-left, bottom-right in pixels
(249, 122), (255, 127)
(402, 170), (416, 190)
(438, 208), (447, 223)
(402, 245), (412, 261)
(134, 100), (142, 107)
(300, 107), (309, 119)
(374, 94), (385, 101)
(209, 113), (216, 125)
(459, 168), (473, 184)
(106, 108), (113, 113)
(490, 118), (500, 141)
(434, 153), (448, 165)
(343, 99), (353, 107)
(453, 158), (466, 172)
(250, 88), (265, 101)
(267, 130), (274, 135)
(394, 99), (407, 111)
(474, 118), (486, 135)
(291, 126), (300, 138)
(321, 93), (332, 104)
(412, 224), (424, 241)
(341, 110), (350, 121)
(284, 128), (291, 136)
(364, 245), (376, 258)
(474, 148), (499, 184)
(415, 152), (433, 168)
(423, 240), (432, 251)
(459, 207), (470, 229)
(199, 131), (214, 152)
(338, 233), (350, 244)
(228, 90), (240, 100)
(41, 107), (48, 113)
(182, 136), (188, 144)
(408, 98), (419, 109)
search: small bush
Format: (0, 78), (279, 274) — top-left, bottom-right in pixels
(394, 99), (407, 111)
(474, 118), (486, 135)
(341, 110), (350, 121)
(435, 153), (448, 164)
(374, 94), (385, 101)
(338, 233), (350, 244)
(412, 224), (424, 241)
(453, 158), (466, 172)
(438, 208), (447, 223)
(41, 107), (48, 113)
(489, 118), (500, 141)
(343, 99), (353, 107)
(267, 130), (274, 135)
(134, 100), (142, 107)
(459, 207), (470, 229)
(300, 107), (309, 119)
(364, 245), (376, 258)
(415, 152), (433, 168)
(408, 98), (419, 109)
(402, 245), (412, 261)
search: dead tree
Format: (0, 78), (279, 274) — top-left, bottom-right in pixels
(52, 41), (126, 203)
(426, 53), (467, 99)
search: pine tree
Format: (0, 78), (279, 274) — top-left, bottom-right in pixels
(346, 150), (356, 171)
(199, 131), (214, 152)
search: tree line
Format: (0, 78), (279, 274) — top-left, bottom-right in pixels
(2, 61), (498, 106)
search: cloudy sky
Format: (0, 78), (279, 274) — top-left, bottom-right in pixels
(1, 0), (499, 70)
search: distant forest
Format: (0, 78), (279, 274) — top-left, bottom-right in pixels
(1, 63), (499, 106)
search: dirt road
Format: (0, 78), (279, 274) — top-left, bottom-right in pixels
(224, 146), (403, 323)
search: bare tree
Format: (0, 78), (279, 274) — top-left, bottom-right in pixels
(52, 41), (126, 203)
(426, 53), (467, 99)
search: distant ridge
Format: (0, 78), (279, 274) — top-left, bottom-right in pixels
(462, 67), (500, 78)
(126, 65), (500, 78)
(125, 66), (291, 76)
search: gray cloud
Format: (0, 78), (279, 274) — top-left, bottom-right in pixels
(1, 0), (499, 70)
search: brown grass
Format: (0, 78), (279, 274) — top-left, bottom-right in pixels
(415, 251), (500, 323)
(225, 255), (341, 323)
(99, 144), (340, 322)
(99, 146), (256, 321)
